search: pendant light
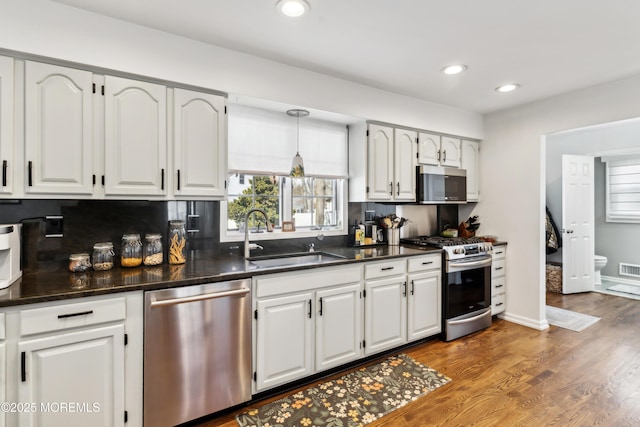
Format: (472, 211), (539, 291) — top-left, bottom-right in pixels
(288, 109), (309, 177)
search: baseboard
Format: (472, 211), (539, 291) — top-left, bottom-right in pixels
(499, 311), (549, 331)
(601, 275), (640, 287)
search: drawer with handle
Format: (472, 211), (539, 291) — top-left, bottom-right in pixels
(20, 296), (126, 337)
(364, 259), (406, 280)
(407, 254), (441, 273)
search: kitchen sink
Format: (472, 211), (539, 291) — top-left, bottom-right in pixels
(249, 251), (345, 268)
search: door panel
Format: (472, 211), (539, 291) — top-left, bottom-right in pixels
(562, 155), (594, 293)
(366, 124), (393, 200)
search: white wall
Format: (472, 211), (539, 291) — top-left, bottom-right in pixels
(0, 0), (482, 139)
(475, 74), (640, 330)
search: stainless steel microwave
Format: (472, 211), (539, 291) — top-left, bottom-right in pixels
(417, 165), (467, 204)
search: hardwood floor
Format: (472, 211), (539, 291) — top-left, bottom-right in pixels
(192, 291), (640, 426)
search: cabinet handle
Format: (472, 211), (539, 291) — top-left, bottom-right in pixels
(443, 150), (447, 162)
(495, 266), (504, 271)
(161, 168), (165, 190)
(319, 297), (323, 316)
(57, 310), (94, 319)
(495, 250), (503, 255)
(21, 351), (26, 382)
(396, 182), (400, 196)
(308, 299), (312, 319)
(410, 280), (415, 295)
(2, 160), (6, 187)
(27, 161), (33, 187)
(177, 169), (181, 191)
(496, 302), (504, 307)
(381, 266), (395, 271)
(389, 182), (393, 196)
(437, 150), (441, 162)
(495, 284), (504, 288)
(402, 281), (407, 297)
(422, 261), (434, 265)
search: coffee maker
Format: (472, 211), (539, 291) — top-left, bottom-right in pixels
(0, 224), (21, 289)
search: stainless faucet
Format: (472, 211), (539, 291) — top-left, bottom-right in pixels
(244, 208), (270, 258)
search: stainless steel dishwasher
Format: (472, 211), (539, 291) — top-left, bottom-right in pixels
(143, 279), (251, 427)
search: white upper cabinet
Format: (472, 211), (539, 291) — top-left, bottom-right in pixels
(0, 56), (13, 196)
(418, 132), (461, 168)
(350, 123), (416, 202)
(104, 76), (167, 196)
(24, 61), (94, 195)
(173, 88), (227, 198)
(394, 128), (417, 202)
(440, 136), (462, 167)
(417, 132), (440, 166)
(366, 124), (394, 201)
(461, 139), (480, 201)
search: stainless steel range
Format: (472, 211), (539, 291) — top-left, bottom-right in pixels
(401, 236), (493, 341)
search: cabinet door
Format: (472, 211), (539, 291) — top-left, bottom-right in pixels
(366, 124), (394, 201)
(417, 132), (441, 166)
(407, 270), (442, 341)
(255, 292), (314, 391)
(461, 140), (479, 201)
(394, 128), (417, 201)
(364, 277), (406, 355)
(104, 76), (166, 196)
(24, 61), (94, 195)
(440, 136), (461, 168)
(316, 283), (362, 372)
(0, 56), (13, 196)
(18, 324), (125, 427)
(173, 89), (227, 198)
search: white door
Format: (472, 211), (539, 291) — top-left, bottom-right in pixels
(315, 284), (362, 371)
(364, 277), (406, 355)
(366, 124), (394, 201)
(104, 76), (167, 196)
(255, 292), (314, 391)
(18, 324), (125, 427)
(24, 61), (94, 195)
(562, 155), (595, 293)
(173, 88), (227, 198)
(0, 56), (14, 196)
(394, 129), (417, 201)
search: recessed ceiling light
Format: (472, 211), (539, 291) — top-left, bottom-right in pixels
(441, 64), (467, 75)
(276, 0), (310, 17)
(495, 83), (520, 93)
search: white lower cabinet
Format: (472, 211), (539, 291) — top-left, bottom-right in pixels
(253, 265), (362, 392)
(364, 253), (442, 356)
(0, 313), (5, 427)
(2, 292), (143, 427)
(491, 246), (507, 315)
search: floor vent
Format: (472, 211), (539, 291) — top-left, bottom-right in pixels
(619, 263), (640, 278)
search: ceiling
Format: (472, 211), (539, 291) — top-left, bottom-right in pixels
(53, 0), (640, 114)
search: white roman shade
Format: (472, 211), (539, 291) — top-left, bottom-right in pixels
(228, 104), (348, 178)
(604, 156), (640, 223)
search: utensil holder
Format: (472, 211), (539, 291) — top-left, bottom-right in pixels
(387, 228), (400, 245)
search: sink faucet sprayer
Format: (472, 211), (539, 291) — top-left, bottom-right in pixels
(244, 208), (272, 259)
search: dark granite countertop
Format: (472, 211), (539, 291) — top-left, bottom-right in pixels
(0, 244), (441, 308)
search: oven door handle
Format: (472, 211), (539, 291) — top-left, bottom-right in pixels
(447, 257), (492, 273)
(447, 309), (492, 326)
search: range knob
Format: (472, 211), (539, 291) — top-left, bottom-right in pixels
(454, 247), (465, 255)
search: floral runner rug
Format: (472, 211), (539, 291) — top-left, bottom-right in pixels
(236, 353), (450, 427)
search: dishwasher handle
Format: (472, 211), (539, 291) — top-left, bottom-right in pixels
(150, 287), (250, 308)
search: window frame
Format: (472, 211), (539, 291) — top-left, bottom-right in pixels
(220, 173), (348, 242)
(605, 156), (640, 223)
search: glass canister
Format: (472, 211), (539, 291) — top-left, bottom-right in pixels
(121, 233), (143, 267)
(168, 220), (187, 264)
(69, 253), (91, 272)
(93, 242), (114, 271)
(143, 233), (163, 266)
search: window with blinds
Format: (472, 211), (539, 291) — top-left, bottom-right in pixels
(221, 104), (348, 241)
(605, 157), (640, 223)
